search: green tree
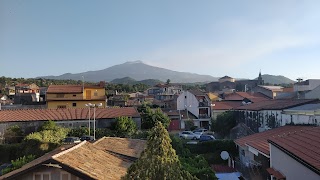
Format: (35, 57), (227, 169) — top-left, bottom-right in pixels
(3, 125), (24, 144)
(141, 107), (170, 129)
(38, 120), (58, 131)
(115, 116), (137, 137)
(211, 111), (236, 138)
(166, 79), (171, 85)
(1, 155), (36, 175)
(123, 122), (197, 180)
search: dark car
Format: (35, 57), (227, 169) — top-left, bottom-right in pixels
(80, 135), (94, 141)
(63, 137), (81, 144)
(199, 134), (216, 142)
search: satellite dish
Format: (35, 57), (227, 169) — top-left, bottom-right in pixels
(220, 151), (229, 160)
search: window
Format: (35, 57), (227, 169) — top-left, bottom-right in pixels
(185, 96), (187, 99)
(72, 103), (76, 107)
(57, 105), (67, 109)
(33, 172), (51, 180)
(73, 94), (76, 97)
(56, 94), (64, 98)
(94, 92), (98, 96)
(60, 172), (81, 180)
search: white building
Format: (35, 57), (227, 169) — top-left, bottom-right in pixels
(177, 90), (211, 129)
(268, 126), (320, 180)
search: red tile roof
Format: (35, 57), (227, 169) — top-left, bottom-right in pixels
(268, 126), (320, 173)
(0, 107), (140, 122)
(211, 101), (243, 110)
(0, 139), (140, 180)
(47, 85), (83, 94)
(224, 92), (270, 103)
(235, 126), (314, 156)
(94, 137), (146, 159)
(212, 165), (237, 173)
(235, 99), (317, 111)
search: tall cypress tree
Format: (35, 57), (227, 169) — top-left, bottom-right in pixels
(123, 121), (197, 180)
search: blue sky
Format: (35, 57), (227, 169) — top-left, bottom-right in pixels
(1, 0), (320, 80)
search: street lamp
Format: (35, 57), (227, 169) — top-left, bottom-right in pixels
(211, 103), (216, 120)
(85, 103), (102, 140)
(85, 103), (93, 136)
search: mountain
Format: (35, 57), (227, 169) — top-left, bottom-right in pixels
(257, 74), (295, 85)
(110, 77), (163, 86)
(40, 61), (219, 83)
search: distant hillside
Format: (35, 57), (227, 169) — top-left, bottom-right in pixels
(257, 74), (295, 85)
(110, 77), (163, 86)
(40, 61), (219, 83)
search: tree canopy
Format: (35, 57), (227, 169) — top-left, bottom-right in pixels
(123, 122), (197, 180)
(114, 116), (137, 137)
(141, 107), (171, 129)
(211, 111), (236, 138)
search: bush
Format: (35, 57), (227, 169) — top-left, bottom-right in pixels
(0, 144), (23, 163)
(180, 155), (217, 180)
(3, 125), (24, 144)
(114, 116), (137, 137)
(1, 155), (35, 175)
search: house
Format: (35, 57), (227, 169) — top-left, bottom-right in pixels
(0, 107), (141, 136)
(177, 90), (211, 129)
(147, 84), (182, 109)
(267, 126), (320, 180)
(0, 137), (147, 180)
(164, 110), (197, 131)
(234, 99), (318, 133)
(211, 101), (243, 120)
(282, 103), (320, 126)
(252, 85), (284, 99)
(14, 83), (41, 104)
(294, 79), (320, 99)
(234, 125), (316, 180)
(46, 81), (106, 109)
(223, 92), (270, 104)
(206, 72), (264, 93)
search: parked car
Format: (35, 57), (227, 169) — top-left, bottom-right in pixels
(63, 137), (81, 144)
(199, 134), (216, 142)
(179, 131), (200, 140)
(80, 135), (94, 141)
(193, 128), (208, 134)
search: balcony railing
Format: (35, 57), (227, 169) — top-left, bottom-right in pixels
(199, 102), (209, 107)
(198, 114), (210, 119)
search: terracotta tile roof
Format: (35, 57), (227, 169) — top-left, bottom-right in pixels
(268, 126), (320, 173)
(235, 126), (314, 156)
(0, 107), (140, 122)
(93, 137), (146, 159)
(235, 99), (318, 111)
(211, 101), (242, 110)
(212, 165), (237, 173)
(54, 142), (131, 180)
(47, 85), (83, 94)
(0, 140), (134, 180)
(224, 92), (270, 103)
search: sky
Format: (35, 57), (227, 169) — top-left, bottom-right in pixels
(1, 0), (320, 80)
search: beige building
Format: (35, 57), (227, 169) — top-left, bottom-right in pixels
(46, 82), (106, 109)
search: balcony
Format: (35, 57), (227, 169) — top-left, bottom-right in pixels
(199, 102), (209, 107)
(198, 114), (210, 119)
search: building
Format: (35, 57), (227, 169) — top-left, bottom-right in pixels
(234, 125), (316, 180)
(206, 72), (264, 93)
(267, 126), (320, 180)
(252, 85), (285, 99)
(147, 84), (182, 109)
(46, 82), (106, 109)
(14, 83), (41, 104)
(0, 137), (146, 180)
(234, 99), (318, 133)
(177, 90), (212, 129)
(0, 107), (141, 136)
(282, 103), (320, 126)
(294, 79), (320, 99)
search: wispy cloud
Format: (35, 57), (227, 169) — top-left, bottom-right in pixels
(144, 18), (318, 76)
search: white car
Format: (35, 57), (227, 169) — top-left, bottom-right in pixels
(179, 131), (200, 140)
